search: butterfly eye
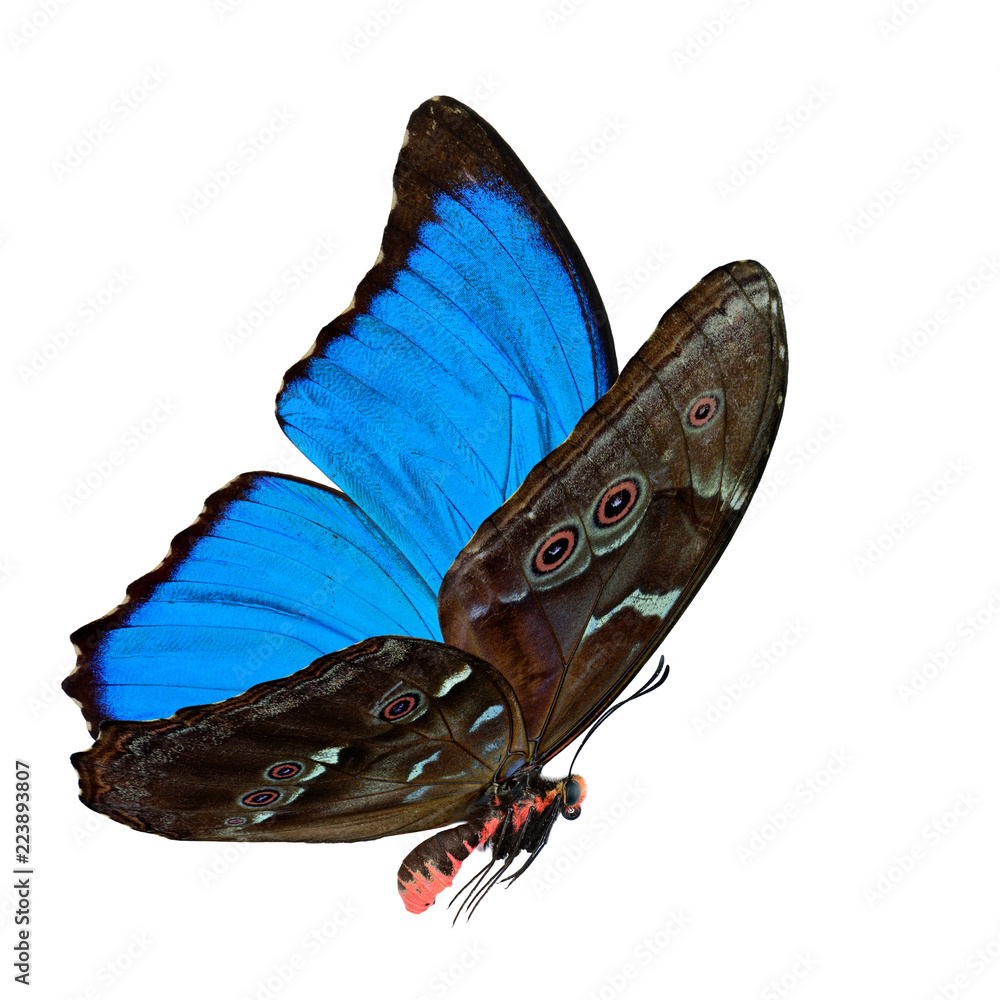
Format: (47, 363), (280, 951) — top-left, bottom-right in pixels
(380, 693), (420, 721)
(564, 775), (587, 808)
(595, 479), (639, 527)
(532, 527), (578, 575)
(241, 789), (280, 808)
(687, 393), (721, 428)
(266, 761), (303, 780)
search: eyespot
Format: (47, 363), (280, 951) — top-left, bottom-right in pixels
(595, 479), (639, 527)
(380, 693), (420, 721)
(266, 761), (303, 780)
(533, 527), (578, 575)
(241, 789), (280, 808)
(687, 393), (721, 428)
(225, 816), (246, 826)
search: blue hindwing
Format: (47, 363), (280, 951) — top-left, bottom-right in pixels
(66, 474), (439, 732)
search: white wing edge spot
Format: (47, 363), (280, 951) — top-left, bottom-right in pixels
(470, 705), (503, 732)
(311, 746), (344, 765)
(407, 750), (442, 782)
(436, 663), (472, 697)
(583, 589), (682, 640)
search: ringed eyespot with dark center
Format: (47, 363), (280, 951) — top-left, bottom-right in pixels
(532, 527), (578, 574)
(266, 761), (303, 780)
(224, 816), (246, 826)
(595, 479), (639, 527)
(241, 789), (280, 808)
(687, 393), (721, 428)
(380, 693), (419, 721)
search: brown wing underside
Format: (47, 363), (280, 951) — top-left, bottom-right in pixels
(72, 637), (529, 843)
(438, 260), (787, 759)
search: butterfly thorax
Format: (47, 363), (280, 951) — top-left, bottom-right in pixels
(396, 771), (586, 915)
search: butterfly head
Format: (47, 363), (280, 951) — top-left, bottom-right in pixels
(558, 774), (587, 820)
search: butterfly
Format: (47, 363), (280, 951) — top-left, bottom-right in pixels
(64, 96), (787, 916)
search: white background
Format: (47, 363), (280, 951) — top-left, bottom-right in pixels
(5, 1), (1000, 997)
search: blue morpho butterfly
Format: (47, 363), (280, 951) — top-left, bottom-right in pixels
(65, 96), (787, 916)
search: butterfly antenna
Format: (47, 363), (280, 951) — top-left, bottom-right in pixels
(566, 656), (670, 779)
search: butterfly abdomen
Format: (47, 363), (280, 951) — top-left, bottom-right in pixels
(396, 773), (586, 913)
(397, 807), (499, 914)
